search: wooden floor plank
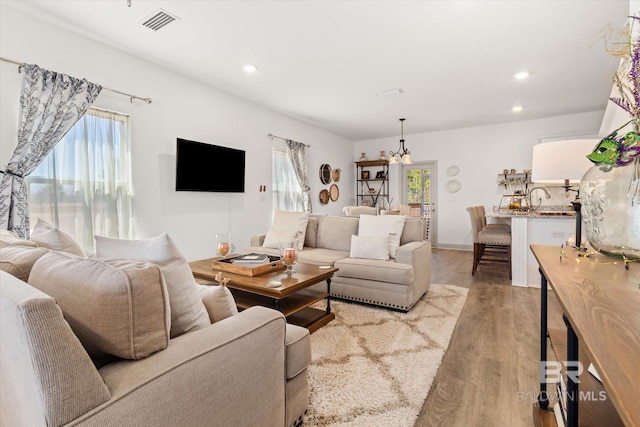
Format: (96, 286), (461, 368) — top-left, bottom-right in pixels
(416, 248), (539, 426)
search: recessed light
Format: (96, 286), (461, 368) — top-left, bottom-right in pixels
(512, 105), (524, 112)
(514, 71), (530, 80)
(243, 64), (257, 73)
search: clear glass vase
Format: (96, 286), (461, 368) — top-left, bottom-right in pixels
(580, 157), (640, 258)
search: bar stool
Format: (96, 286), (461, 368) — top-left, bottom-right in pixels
(476, 205), (511, 233)
(466, 206), (512, 279)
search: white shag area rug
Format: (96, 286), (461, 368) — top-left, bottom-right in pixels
(304, 284), (469, 427)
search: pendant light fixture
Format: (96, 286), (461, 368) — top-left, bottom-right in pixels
(388, 118), (412, 164)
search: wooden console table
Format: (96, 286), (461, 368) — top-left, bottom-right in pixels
(531, 245), (640, 427)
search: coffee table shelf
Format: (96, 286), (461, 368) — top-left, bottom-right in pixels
(190, 259), (337, 332)
(231, 288), (327, 316)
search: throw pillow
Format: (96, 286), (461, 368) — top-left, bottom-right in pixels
(197, 284), (239, 322)
(0, 229), (37, 248)
(31, 218), (86, 257)
(358, 215), (406, 258)
(271, 210), (310, 250)
(28, 251), (171, 360)
(262, 229), (297, 249)
(0, 245), (49, 282)
(95, 233), (211, 338)
(349, 235), (390, 260)
(316, 216), (359, 252)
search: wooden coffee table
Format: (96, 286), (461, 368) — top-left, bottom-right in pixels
(189, 259), (337, 332)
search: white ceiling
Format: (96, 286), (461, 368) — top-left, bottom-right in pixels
(8, 0), (630, 140)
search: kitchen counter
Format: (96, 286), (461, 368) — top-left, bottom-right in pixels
(486, 211), (580, 286)
(487, 211), (576, 219)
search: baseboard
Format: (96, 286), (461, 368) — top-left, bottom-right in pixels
(436, 243), (472, 251)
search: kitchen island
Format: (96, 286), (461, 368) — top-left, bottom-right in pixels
(487, 211), (578, 287)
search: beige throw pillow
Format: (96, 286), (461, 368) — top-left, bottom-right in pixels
(271, 210), (310, 250)
(0, 229), (37, 248)
(28, 251), (171, 360)
(349, 235), (390, 260)
(30, 218), (86, 257)
(198, 284), (239, 322)
(95, 233), (211, 338)
(0, 245), (49, 282)
(262, 229), (297, 249)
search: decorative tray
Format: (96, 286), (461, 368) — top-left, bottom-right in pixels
(211, 255), (284, 277)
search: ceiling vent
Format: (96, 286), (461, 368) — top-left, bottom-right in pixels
(142, 9), (178, 31)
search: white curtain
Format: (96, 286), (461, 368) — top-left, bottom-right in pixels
(272, 149), (305, 211)
(0, 64), (101, 238)
(27, 108), (133, 252)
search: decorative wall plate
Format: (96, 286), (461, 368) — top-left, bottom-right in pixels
(319, 164), (332, 184)
(329, 184), (339, 202)
(319, 189), (330, 204)
(447, 165), (460, 176)
(332, 168), (341, 182)
(446, 179), (461, 193)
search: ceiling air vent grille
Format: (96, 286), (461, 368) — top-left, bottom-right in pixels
(142, 9), (177, 31)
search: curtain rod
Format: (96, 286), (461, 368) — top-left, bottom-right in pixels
(0, 56), (152, 104)
(268, 133), (310, 148)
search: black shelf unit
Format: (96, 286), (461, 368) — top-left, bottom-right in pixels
(355, 160), (389, 207)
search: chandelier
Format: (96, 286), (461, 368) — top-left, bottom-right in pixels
(388, 118), (412, 164)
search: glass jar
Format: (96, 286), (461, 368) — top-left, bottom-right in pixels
(580, 157), (640, 258)
(216, 233), (236, 259)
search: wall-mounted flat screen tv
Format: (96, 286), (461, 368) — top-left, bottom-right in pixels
(175, 138), (246, 193)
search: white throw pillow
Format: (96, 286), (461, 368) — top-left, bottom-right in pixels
(271, 210), (310, 250)
(262, 229), (298, 249)
(198, 284), (239, 323)
(350, 235), (390, 260)
(31, 218), (86, 257)
(95, 233), (211, 338)
(358, 215), (406, 258)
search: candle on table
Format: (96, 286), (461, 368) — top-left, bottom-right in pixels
(283, 248), (296, 263)
(218, 242), (230, 256)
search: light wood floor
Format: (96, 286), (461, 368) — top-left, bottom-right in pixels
(414, 248), (563, 427)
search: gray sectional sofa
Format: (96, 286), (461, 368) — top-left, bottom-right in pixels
(247, 215), (432, 311)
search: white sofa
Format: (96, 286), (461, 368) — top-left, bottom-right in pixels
(247, 215), (431, 311)
(0, 230), (310, 427)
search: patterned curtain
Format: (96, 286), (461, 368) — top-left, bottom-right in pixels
(285, 139), (312, 212)
(0, 64), (102, 238)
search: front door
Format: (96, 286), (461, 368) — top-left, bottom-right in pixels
(402, 161), (437, 246)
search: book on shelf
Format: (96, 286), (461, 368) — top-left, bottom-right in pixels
(556, 378), (567, 423)
(553, 403), (566, 427)
(232, 253), (271, 265)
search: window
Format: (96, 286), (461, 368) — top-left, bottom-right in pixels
(272, 149), (304, 211)
(27, 107), (133, 252)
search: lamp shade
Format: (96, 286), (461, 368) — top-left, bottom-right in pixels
(531, 139), (599, 184)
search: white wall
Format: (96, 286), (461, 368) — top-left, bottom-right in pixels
(354, 111), (604, 249)
(0, 5), (353, 260)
